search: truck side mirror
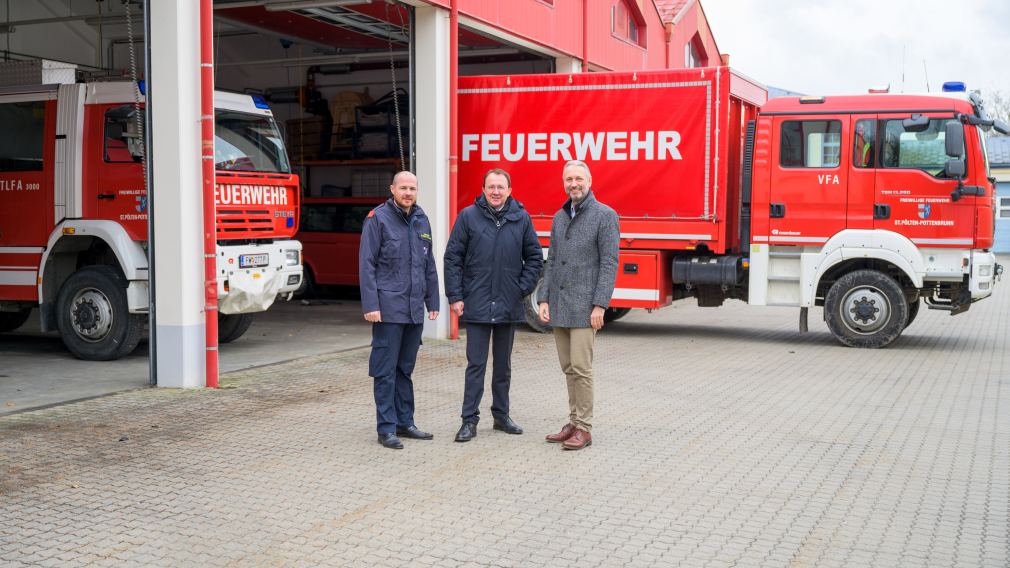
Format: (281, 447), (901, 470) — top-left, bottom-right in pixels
(902, 114), (930, 132)
(945, 159), (966, 180)
(944, 122), (965, 158)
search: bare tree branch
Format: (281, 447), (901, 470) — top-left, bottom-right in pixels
(984, 90), (1010, 137)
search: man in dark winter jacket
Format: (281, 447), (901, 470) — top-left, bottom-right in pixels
(444, 168), (543, 442)
(359, 171), (440, 450)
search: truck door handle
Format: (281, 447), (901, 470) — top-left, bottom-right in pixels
(873, 204), (891, 219)
(97, 193), (116, 200)
(770, 203), (786, 218)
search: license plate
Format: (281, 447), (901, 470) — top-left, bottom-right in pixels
(239, 253), (269, 268)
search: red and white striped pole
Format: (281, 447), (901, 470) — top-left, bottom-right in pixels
(449, 0), (460, 340)
(200, 0), (219, 388)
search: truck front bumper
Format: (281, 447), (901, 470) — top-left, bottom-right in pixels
(969, 251), (998, 301)
(216, 240), (303, 315)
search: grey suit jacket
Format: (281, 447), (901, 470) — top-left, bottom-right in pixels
(538, 191), (620, 328)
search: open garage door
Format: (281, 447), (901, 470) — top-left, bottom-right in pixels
(0, 0), (559, 412)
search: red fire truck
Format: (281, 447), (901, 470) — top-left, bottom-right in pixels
(458, 67), (1009, 347)
(0, 77), (302, 360)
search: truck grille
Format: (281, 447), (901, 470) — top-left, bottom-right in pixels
(217, 208), (273, 236)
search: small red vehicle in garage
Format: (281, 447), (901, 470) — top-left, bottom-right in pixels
(296, 197), (384, 294)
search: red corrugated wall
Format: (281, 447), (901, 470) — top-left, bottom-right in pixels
(422, 0), (709, 71)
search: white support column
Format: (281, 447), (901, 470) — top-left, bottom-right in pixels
(150, 1), (205, 387)
(414, 4), (450, 340)
(555, 56), (583, 74)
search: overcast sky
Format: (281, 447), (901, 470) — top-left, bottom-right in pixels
(702, 0), (1010, 99)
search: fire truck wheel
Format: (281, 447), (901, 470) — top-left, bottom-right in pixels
(904, 298), (921, 329)
(293, 267), (316, 299)
(56, 266), (144, 361)
(604, 308), (631, 323)
(218, 313), (254, 343)
(824, 269), (908, 348)
(0, 308), (32, 333)
(523, 278), (551, 333)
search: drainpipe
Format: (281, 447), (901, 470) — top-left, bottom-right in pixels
(665, 23), (672, 69)
(200, 0), (219, 388)
(582, 0), (588, 72)
(449, 0), (459, 340)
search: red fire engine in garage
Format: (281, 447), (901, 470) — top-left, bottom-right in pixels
(0, 72), (302, 360)
(459, 67), (1009, 347)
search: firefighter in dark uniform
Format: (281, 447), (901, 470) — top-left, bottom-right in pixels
(359, 171), (440, 449)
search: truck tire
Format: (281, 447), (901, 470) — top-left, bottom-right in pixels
(523, 277), (551, 333)
(824, 269), (908, 348)
(56, 266), (144, 361)
(604, 307), (631, 323)
(904, 298), (921, 330)
(218, 313), (254, 343)
(293, 266), (315, 299)
(0, 308), (32, 333)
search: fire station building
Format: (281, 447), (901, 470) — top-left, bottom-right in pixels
(0, 1), (723, 389)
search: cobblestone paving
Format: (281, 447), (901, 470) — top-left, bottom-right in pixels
(2, 282), (1008, 567)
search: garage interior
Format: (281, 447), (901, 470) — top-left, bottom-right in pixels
(0, 0), (553, 412)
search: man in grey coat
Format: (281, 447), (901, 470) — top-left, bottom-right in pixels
(537, 160), (620, 450)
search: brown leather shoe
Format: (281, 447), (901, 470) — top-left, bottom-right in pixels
(545, 423), (577, 443)
(562, 429), (592, 450)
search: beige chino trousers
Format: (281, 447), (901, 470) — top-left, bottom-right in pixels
(553, 327), (596, 432)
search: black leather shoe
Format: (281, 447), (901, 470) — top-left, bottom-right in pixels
(396, 425), (434, 440)
(377, 433), (403, 449)
(493, 416), (523, 435)
(454, 422), (477, 442)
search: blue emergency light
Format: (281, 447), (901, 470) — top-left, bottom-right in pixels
(286, 217), (294, 228)
(251, 94), (270, 109)
(942, 81), (966, 92)
(137, 80), (146, 95)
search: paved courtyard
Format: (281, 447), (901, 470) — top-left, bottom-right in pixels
(2, 280), (1009, 567)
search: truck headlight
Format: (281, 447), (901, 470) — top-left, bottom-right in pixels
(979, 265), (991, 277)
(285, 250), (300, 266)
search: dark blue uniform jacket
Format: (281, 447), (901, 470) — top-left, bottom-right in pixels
(359, 199), (440, 324)
(444, 195), (543, 324)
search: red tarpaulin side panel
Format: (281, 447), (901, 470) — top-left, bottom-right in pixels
(458, 67), (742, 254)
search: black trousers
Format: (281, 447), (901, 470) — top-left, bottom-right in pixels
(461, 322), (515, 424)
(369, 322), (423, 435)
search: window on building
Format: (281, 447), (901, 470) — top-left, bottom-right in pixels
(0, 101), (45, 172)
(998, 195), (1010, 219)
(881, 118), (964, 177)
(853, 119), (876, 168)
(685, 41), (700, 68)
(612, 1), (645, 47)
(780, 120), (842, 168)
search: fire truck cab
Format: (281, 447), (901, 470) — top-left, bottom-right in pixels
(0, 77), (302, 360)
(747, 90), (1004, 346)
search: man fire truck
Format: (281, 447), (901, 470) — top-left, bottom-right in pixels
(459, 68), (1009, 348)
(0, 66), (302, 360)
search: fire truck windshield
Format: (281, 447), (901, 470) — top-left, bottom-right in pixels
(214, 110), (290, 174)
